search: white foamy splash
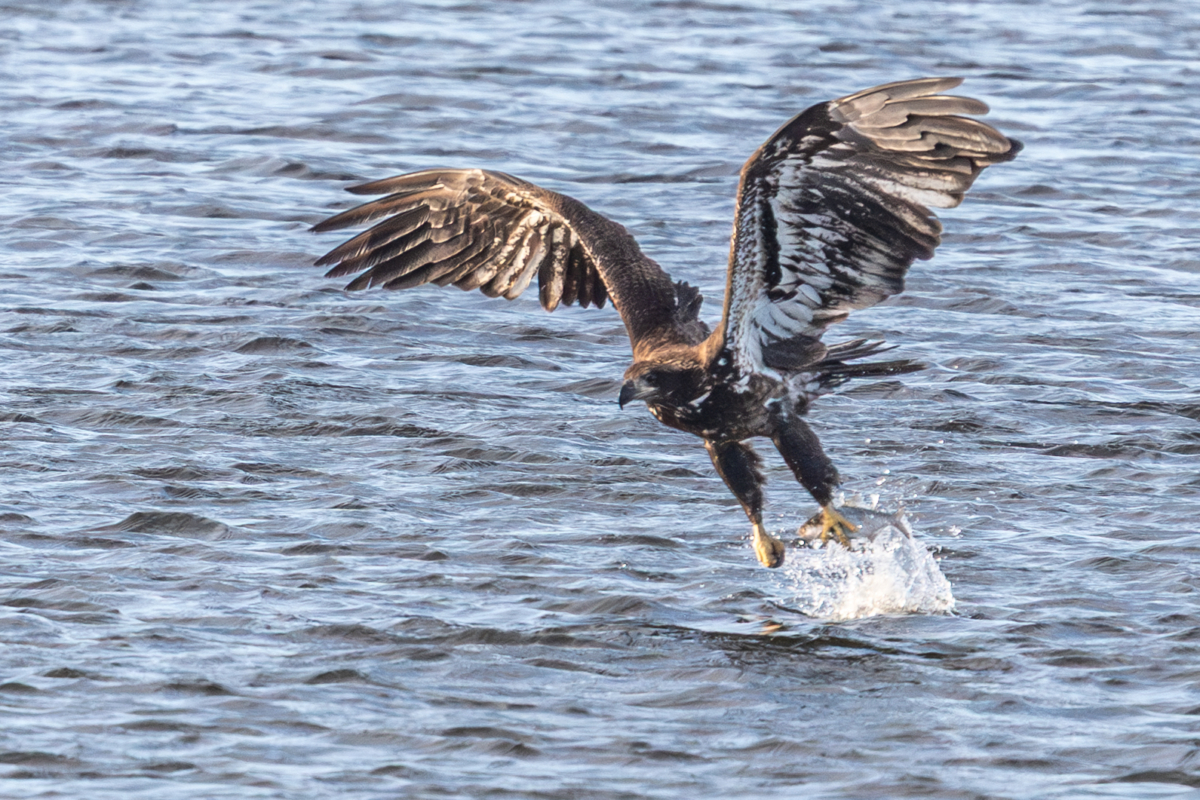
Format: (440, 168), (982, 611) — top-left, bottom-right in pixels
(776, 503), (955, 621)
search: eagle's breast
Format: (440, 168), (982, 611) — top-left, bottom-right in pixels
(648, 372), (781, 441)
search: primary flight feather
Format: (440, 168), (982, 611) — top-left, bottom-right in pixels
(311, 78), (1021, 567)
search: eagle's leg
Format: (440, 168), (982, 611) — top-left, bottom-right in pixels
(704, 439), (785, 568)
(769, 412), (857, 547)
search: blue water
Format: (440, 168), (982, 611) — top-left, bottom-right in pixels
(2, 0), (1200, 797)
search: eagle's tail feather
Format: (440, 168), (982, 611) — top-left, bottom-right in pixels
(815, 338), (924, 391)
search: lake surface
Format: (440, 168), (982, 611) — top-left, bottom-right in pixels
(3, 0), (1200, 797)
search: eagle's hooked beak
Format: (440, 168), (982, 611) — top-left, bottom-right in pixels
(618, 378), (653, 409)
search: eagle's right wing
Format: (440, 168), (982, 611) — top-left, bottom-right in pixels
(716, 78), (1021, 373)
(312, 168), (695, 357)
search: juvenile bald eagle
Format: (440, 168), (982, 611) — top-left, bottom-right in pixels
(311, 78), (1020, 568)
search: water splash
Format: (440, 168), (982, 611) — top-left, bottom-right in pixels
(776, 503), (955, 621)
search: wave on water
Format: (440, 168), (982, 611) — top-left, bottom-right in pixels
(775, 502), (955, 621)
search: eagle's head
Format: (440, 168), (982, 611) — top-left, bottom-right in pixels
(619, 360), (707, 410)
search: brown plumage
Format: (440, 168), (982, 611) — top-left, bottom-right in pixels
(311, 78), (1020, 567)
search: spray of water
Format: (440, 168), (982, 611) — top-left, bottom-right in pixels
(776, 502), (954, 621)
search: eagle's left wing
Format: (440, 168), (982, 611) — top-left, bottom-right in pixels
(717, 77), (1020, 373)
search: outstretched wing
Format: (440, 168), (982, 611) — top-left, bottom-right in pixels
(312, 168), (701, 356)
(718, 77), (1021, 373)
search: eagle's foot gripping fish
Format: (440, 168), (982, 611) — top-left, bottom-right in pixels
(817, 505), (857, 548)
(798, 503), (913, 550)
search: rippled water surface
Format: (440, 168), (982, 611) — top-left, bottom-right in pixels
(3, 0), (1200, 797)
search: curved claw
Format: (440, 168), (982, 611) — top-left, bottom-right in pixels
(752, 523), (786, 568)
(819, 505), (858, 547)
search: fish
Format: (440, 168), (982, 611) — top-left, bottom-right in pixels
(797, 502), (912, 547)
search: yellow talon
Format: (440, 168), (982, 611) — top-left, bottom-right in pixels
(751, 523), (786, 568)
(820, 505), (857, 547)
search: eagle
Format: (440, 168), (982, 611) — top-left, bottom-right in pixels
(310, 77), (1020, 568)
